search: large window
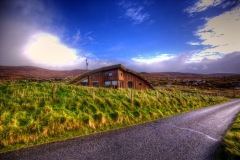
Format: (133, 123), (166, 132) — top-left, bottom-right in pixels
(128, 81), (133, 88)
(105, 81), (111, 88)
(81, 79), (88, 86)
(93, 81), (99, 87)
(112, 81), (117, 89)
(105, 81), (118, 88)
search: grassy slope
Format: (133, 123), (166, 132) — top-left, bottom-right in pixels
(0, 81), (228, 153)
(216, 113), (240, 160)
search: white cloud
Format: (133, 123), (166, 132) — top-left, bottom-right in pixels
(128, 52), (240, 74)
(107, 43), (125, 52)
(117, 0), (153, 24)
(147, 20), (155, 25)
(24, 33), (80, 66)
(0, 0), (88, 70)
(72, 30), (81, 45)
(187, 42), (201, 45)
(68, 30), (94, 46)
(143, 0), (154, 6)
(125, 7), (150, 24)
(190, 6), (240, 61)
(132, 54), (175, 63)
(221, 1), (237, 8)
(84, 31), (94, 42)
(87, 37), (94, 41)
(117, 1), (136, 9)
(184, 0), (224, 15)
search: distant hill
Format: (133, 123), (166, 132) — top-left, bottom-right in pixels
(0, 66), (239, 80)
(140, 72), (204, 79)
(140, 72), (240, 80)
(0, 66), (86, 79)
(206, 73), (240, 77)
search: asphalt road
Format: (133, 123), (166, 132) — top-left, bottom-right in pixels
(1, 99), (240, 160)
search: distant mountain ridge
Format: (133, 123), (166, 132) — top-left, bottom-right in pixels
(0, 66), (86, 79)
(140, 72), (240, 79)
(0, 66), (239, 80)
(206, 73), (240, 77)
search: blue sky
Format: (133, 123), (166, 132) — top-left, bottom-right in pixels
(0, 0), (240, 73)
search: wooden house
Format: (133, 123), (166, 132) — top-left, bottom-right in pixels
(69, 64), (155, 90)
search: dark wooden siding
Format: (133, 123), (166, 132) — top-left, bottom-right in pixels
(122, 72), (152, 90)
(79, 69), (153, 90)
(118, 70), (124, 81)
(103, 69), (119, 81)
(87, 69), (119, 87)
(89, 72), (104, 87)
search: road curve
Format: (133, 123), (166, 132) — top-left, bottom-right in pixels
(1, 99), (240, 160)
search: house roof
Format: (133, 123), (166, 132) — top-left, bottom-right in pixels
(69, 64), (155, 89)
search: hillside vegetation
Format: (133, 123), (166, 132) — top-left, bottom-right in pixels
(0, 81), (228, 152)
(217, 113), (240, 159)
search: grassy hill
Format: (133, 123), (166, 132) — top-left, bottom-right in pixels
(0, 81), (228, 153)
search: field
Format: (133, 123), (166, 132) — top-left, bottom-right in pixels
(158, 86), (240, 99)
(216, 113), (240, 159)
(0, 81), (228, 153)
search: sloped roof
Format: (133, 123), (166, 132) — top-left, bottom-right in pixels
(69, 64), (155, 89)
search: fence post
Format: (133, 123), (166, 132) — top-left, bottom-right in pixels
(92, 88), (95, 100)
(52, 84), (56, 101)
(130, 89), (133, 104)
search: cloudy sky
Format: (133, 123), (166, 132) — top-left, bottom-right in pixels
(0, 0), (239, 73)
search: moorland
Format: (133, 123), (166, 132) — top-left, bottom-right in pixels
(0, 65), (239, 157)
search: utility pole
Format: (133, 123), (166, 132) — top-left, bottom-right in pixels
(86, 59), (88, 71)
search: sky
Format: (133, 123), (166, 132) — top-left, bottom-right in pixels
(0, 0), (240, 74)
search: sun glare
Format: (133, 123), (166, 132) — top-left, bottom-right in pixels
(24, 33), (78, 66)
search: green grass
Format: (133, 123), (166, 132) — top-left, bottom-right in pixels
(0, 81), (228, 153)
(216, 113), (240, 160)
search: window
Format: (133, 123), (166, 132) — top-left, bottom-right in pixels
(93, 81), (99, 87)
(108, 72), (112, 76)
(128, 81), (133, 88)
(105, 81), (119, 88)
(81, 79), (88, 86)
(105, 81), (111, 88)
(112, 81), (117, 89)
(139, 82), (142, 86)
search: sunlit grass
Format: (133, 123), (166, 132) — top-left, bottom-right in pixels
(0, 81), (228, 153)
(216, 113), (240, 160)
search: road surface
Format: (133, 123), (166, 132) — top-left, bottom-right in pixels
(1, 99), (240, 160)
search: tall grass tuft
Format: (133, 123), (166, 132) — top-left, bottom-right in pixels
(216, 113), (240, 160)
(0, 81), (228, 153)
